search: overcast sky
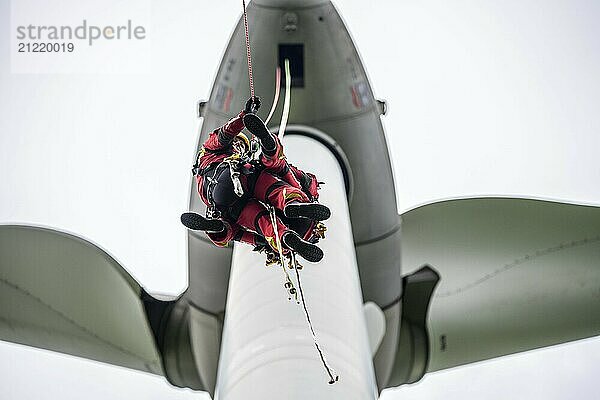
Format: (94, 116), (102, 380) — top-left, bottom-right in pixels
(1, 0), (600, 399)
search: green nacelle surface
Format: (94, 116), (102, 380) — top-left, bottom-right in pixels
(0, 225), (163, 375)
(400, 197), (600, 372)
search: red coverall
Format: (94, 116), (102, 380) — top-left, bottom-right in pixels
(195, 111), (319, 251)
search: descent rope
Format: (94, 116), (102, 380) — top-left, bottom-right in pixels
(290, 252), (339, 384)
(265, 58), (338, 384)
(242, 8), (338, 382)
(242, 0), (254, 99)
(264, 66), (282, 125)
(278, 59), (292, 139)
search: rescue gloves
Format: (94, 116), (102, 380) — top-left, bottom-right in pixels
(243, 113), (277, 156)
(244, 96), (261, 114)
(282, 231), (324, 263)
(180, 212), (225, 233)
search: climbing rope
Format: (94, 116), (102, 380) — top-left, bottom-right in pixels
(268, 207), (338, 384)
(266, 57), (338, 384)
(241, 6), (338, 383)
(242, 0), (255, 99)
(264, 66), (281, 125)
(278, 59), (292, 139)
(290, 252), (339, 384)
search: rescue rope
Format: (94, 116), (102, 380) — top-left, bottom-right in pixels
(266, 59), (338, 384)
(242, 0), (255, 99)
(264, 66), (281, 125)
(278, 59), (292, 139)
(268, 59), (296, 301)
(290, 252), (339, 384)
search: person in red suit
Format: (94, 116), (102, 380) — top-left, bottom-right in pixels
(181, 97), (330, 262)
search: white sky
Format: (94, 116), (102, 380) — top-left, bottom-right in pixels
(1, 0), (600, 399)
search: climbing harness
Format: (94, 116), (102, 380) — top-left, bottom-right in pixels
(203, 156), (251, 220)
(268, 62), (338, 383)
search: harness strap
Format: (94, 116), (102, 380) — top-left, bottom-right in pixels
(193, 161), (217, 177)
(203, 145), (232, 155)
(201, 161), (254, 222)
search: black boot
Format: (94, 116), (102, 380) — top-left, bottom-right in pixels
(243, 113), (276, 156)
(181, 212), (224, 232)
(282, 231), (324, 263)
(284, 202), (331, 221)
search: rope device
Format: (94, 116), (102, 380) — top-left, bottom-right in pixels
(242, 0), (254, 99)
(240, 3), (338, 383)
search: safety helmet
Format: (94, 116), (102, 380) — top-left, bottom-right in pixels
(233, 133), (251, 154)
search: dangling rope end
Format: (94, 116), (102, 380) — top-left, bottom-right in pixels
(289, 251), (340, 384)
